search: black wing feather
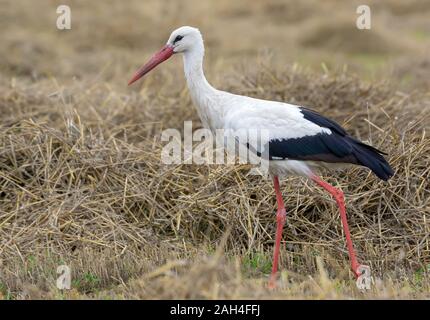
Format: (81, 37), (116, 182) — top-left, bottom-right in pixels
(263, 107), (394, 181)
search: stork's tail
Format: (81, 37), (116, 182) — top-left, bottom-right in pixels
(347, 137), (394, 181)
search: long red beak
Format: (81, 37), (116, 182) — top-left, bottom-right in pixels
(128, 45), (174, 85)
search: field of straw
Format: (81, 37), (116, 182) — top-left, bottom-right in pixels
(0, 0), (429, 299)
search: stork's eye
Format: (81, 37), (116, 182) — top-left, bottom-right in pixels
(173, 35), (183, 44)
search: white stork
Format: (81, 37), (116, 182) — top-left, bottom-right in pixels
(128, 26), (394, 287)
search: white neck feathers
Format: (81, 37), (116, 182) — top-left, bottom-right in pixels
(183, 43), (215, 96)
(182, 40), (221, 130)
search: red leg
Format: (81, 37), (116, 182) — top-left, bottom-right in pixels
(311, 175), (365, 278)
(268, 175), (286, 288)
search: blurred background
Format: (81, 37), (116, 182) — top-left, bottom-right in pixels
(1, 0), (429, 90)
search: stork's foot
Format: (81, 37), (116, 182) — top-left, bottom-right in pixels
(268, 275), (277, 290)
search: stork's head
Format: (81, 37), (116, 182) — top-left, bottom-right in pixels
(128, 26), (203, 85)
(168, 26), (203, 54)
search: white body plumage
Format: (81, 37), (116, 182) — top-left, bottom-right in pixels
(180, 27), (336, 178)
(129, 26), (392, 182)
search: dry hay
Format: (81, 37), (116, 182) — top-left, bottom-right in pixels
(0, 63), (429, 298)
